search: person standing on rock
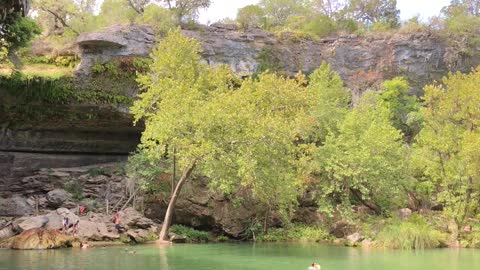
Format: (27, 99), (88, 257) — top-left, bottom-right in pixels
(72, 220), (79, 236)
(113, 212), (121, 233)
(62, 217), (69, 233)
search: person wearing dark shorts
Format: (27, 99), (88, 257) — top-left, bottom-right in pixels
(113, 212), (120, 233)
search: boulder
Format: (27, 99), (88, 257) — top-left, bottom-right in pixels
(345, 232), (363, 246)
(330, 221), (356, 238)
(46, 189), (72, 208)
(361, 239), (375, 248)
(0, 224), (15, 240)
(15, 216), (49, 232)
(397, 208), (412, 221)
(10, 228), (74, 249)
(169, 232), (187, 243)
(120, 207), (155, 229)
(14, 208), (79, 232)
(77, 220), (119, 240)
(126, 229), (157, 243)
(0, 196), (34, 217)
(45, 208), (79, 230)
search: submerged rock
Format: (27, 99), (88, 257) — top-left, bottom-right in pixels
(10, 228), (74, 249)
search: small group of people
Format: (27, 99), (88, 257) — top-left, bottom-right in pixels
(307, 262), (321, 270)
(61, 217), (79, 235)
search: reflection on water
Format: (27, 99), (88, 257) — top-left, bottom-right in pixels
(0, 243), (479, 270)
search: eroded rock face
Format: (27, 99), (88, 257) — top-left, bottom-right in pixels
(76, 24), (480, 96)
(76, 24), (155, 77)
(146, 179), (282, 237)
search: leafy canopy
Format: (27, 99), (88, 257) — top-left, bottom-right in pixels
(131, 28), (315, 215)
(413, 68), (480, 226)
(314, 90), (408, 216)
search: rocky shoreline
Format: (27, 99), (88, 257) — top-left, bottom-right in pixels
(0, 206), (159, 249)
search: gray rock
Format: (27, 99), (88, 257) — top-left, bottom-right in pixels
(0, 196), (34, 217)
(330, 221), (356, 238)
(397, 208), (412, 221)
(169, 232), (187, 243)
(44, 208), (79, 230)
(0, 224), (15, 240)
(119, 207), (155, 229)
(77, 220), (118, 240)
(47, 189), (71, 208)
(15, 216), (49, 232)
(361, 239), (374, 248)
(345, 232), (363, 246)
(126, 229), (156, 243)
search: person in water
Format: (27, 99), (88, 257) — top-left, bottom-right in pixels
(81, 242), (89, 249)
(308, 263), (316, 270)
(314, 263), (321, 270)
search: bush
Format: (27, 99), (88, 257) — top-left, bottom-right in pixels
(216, 235), (230, 242)
(170, 225), (210, 242)
(376, 215), (446, 249)
(371, 21), (394, 32)
(64, 180), (84, 200)
(302, 15), (337, 38)
(257, 224), (329, 242)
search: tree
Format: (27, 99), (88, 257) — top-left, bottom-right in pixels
(378, 77), (422, 141)
(2, 15), (40, 68)
(127, 0), (151, 14)
(413, 68), (480, 237)
(259, 0), (310, 27)
(311, 0), (347, 19)
(159, 0), (211, 23)
(1, 0), (38, 67)
(442, 0), (480, 17)
(131, 29), (315, 241)
(236, 5), (265, 30)
(314, 90), (408, 217)
(306, 61), (351, 143)
(346, 0), (399, 27)
(32, 0), (96, 36)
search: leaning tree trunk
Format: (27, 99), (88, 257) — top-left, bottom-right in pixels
(158, 163), (196, 242)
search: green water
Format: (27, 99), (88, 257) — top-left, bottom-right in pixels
(0, 243), (479, 270)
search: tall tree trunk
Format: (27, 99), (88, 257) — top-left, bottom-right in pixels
(158, 162), (196, 242)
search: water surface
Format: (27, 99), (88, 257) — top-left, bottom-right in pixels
(0, 243), (478, 270)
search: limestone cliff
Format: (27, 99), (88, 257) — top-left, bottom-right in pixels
(76, 23), (480, 97)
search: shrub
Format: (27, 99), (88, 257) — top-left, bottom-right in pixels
(64, 180), (84, 200)
(371, 21), (393, 32)
(170, 225), (210, 242)
(257, 224), (329, 242)
(376, 215), (446, 249)
(88, 167), (107, 177)
(216, 235), (230, 242)
(302, 15), (337, 38)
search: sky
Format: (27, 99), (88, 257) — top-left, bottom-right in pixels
(198, 0), (453, 24)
